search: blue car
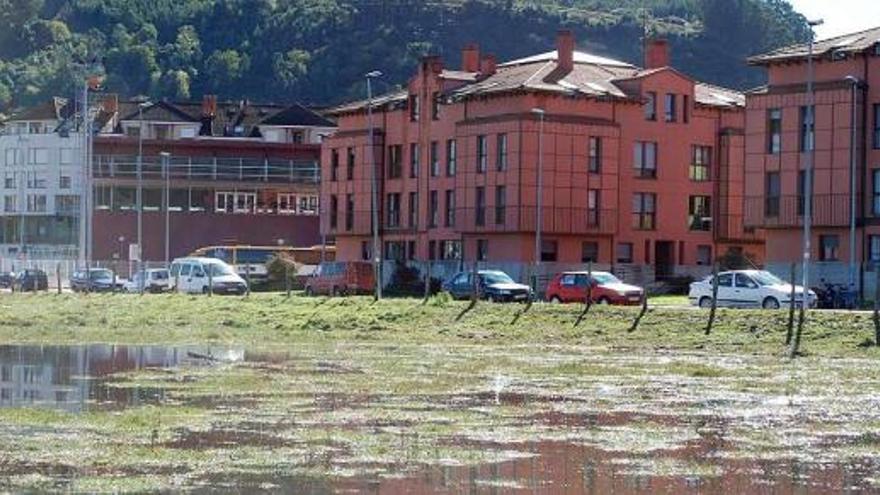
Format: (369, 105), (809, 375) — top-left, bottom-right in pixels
(442, 270), (532, 302)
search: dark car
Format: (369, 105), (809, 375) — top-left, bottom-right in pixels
(442, 270), (532, 302)
(14, 269), (48, 292)
(0, 271), (13, 289)
(70, 268), (122, 293)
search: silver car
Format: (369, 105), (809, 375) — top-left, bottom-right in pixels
(688, 270), (817, 309)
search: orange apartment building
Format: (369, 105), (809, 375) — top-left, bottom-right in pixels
(745, 26), (880, 289)
(321, 31), (761, 282)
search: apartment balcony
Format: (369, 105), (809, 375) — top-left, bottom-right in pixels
(457, 207), (618, 235)
(744, 194), (851, 228)
(715, 214), (763, 243)
(93, 155), (319, 185)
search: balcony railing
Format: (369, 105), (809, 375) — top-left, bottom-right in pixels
(715, 214), (763, 242)
(93, 155), (319, 184)
(745, 194), (851, 228)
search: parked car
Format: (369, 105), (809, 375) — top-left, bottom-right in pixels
(124, 269), (171, 293)
(688, 269), (817, 310)
(545, 271), (644, 305)
(442, 270), (532, 302)
(70, 268), (122, 293)
(304, 261), (375, 296)
(170, 257), (247, 295)
(14, 269), (48, 292)
(0, 271), (14, 289)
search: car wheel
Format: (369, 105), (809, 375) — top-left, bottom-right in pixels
(549, 296), (562, 304)
(762, 297), (781, 310)
(699, 297), (713, 309)
(598, 297), (611, 305)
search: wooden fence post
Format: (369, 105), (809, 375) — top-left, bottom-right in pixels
(285, 263), (291, 298)
(207, 268), (213, 297)
(471, 260), (479, 303)
(628, 291), (649, 333)
(789, 273), (808, 359)
(874, 269), (880, 346)
(574, 262), (594, 327)
(786, 262), (796, 345)
(245, 264), (251, 298)
(422, 261), (432, 304)
(56, 263), (62, 295)
(705, 263), (719, 335)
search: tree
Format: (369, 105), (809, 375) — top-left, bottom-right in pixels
(204, 49), (249, 94)
(157, 69), (191, 100)
(272, 49), (310, 90)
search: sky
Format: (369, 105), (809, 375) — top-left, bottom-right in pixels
(786, 0), (880, 39)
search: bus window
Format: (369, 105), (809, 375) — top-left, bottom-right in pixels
(237, 249), (275, 264)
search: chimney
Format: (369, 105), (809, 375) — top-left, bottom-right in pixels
(480, 54), (497, 77)
(422, 55), (444, 75)
(202, 94), (217, 117)
(646, 39), (670, 69)
(556, 30), (575, 72)
(102, 94), (118, 114)
(461, 43), (480, 73)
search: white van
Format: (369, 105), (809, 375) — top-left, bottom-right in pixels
(170, 257), (248, 295)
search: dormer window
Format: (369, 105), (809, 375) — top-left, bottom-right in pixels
(409, 94), (420, 122)
(644, 92), (657, 121)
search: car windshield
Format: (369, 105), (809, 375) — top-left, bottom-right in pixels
(90, 270), (113, 280)
(592, 273), (621, 285)
(752, 271), (785, 286)
(481, 272), (515, 285)
(151, 271), (169, 280)
(206, 263), (235, 277)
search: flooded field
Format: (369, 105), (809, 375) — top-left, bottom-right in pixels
(1, 342), (880, 493)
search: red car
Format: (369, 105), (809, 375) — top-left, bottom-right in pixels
(304, 261), (375, 296)
(545, 271), (644, 305)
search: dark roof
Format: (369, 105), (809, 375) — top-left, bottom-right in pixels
(11, 97), (73, 121)
(749, 25), (880, 65)
(328, 48), (743, 115)
(260, 102), (334, 127)
(118, 100), (199, 123)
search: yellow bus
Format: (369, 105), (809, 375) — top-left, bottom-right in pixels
(189, 245), (335, 283)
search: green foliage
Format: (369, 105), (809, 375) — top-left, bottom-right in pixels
(0, 0), (809, 112)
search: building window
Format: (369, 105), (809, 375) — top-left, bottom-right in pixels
(441, 240), (462, 260)
(429, 190), (439, 228)
(384, 241), (406, 261)
(409, 143), (420, 178)
(430, 141), (439, 177)
(59, 175), (72, 189)
(330, 149), (339, 181)
(664, 93), (677, 122)
(582, 242), (599, 263)
(26, 194), (47, 213)
(634, 142), (657, 178)
(588, 137), (602, 173)
(697, 245), (712, 266)
(632, 193), (656, 230)
(386, 193), (401, 228)
(345, 194), (354, 231)
(361, 241), (370, 261)
(408, 192), (418, 228)
(445, 190), (455, 227)
(688, 196), (712, 231)
(683, 95), (690, 123)
(644, 91), (657, 121)
(428, 240), (437, 261)
(387, 145), (402, 179)
(26, 172), (46, 189)
(690, 146), (711, 181)
(277, 193), (296, 214)
(432, 92), (440, 120)
(873, 169), (880, 215)
(476, 135), (487, 173)
(4, 172), (14, 189)
(409, 94), (419, 122)
(477, 239), (489, 261)
(617, 242), (634, 263)
(800, 105), (815, 152)
(797, 169), (812, 216)
(3, 195), (16, 213)
(346, 147), (355, 180)
(765, 172), (780, 217)
(496, 134), (508, 171)
(446, 139), (457, 176)
(215, 191), (257, 214)
(541, 240), (558, 262)
(819, 235), (839, 261)
(869, 236), (880, 262)
(768, 108), (782, 154)
(588, 189), (600, 227)
(475, 186), (486, 226)
(495, 186), (506, 225)
(329, 195), (338, 229)
(873, 104), (880, 149)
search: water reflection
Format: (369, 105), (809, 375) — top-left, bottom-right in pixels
(0, 344), (243, 411)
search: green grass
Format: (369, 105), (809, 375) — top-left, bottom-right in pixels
(0, 292), (876, 357)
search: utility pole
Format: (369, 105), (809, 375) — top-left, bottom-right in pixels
(531, 108), (545, 298)
(366, 70), (383, 300)
(160, 152), (171, 267)
(137, 101), (150, 293)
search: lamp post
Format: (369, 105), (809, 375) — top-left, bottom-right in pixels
(844, 75), (860, 292)
(136, 101), (150, 294)
(531, 108), (545, 298)
(366, 70), (383, 300)
(160, 152), (171, 268)
(800, 19), (823, 317)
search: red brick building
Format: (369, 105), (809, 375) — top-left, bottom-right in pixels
(321, 32), (760, 281)
(745, 26), (880, 287)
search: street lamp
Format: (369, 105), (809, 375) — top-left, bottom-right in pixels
(800, 19), (823, 312)
(845, 75), (860, 292)
(531, 108), (546, 298)
(136, 101), (151, 294)
(366, 70), (383, 300)
(159, 151), (171, 268)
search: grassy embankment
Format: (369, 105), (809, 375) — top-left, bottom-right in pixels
(0, 292), (876, 357)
